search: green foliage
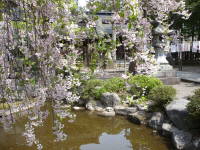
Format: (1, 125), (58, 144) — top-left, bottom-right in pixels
(131, 96), (148, 105)
(187, 88), (200, 119)
(81, 77), (126, 101)
(0, 1), (4, 21)
(148, 85), (176, 106)
(187, 97), (200, 119)
(88, 38), (116, 72)
(127, 75), (163, 98)
(104, 77), (126, 93)
(190, 88), (200, 99)
(81, 79), (105, 100)
(82, 76), (165, 103)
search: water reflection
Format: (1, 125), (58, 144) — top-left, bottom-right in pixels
(0, 111), (172, 150)
(81, 130), (132, 150)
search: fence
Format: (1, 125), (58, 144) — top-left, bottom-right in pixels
(170, 41), (200, 65)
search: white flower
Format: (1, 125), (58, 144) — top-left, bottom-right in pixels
(60, 59), (68, 67)
(58, 43), (64, 48)
(121, 74), (129, 79)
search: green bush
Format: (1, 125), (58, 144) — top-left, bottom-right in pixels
(127, 75), (163, 97)
(104, 77), (126, 93)
(148, 85), (176, 106)
(187, 97), (200, 119)
(81, 79), (105, 100)
(81, 76), (162, 102)
(194, 88), (200, 97)
(187, 89), (200, 119)
(81, 77), (126, 101)
(188, 88), (200, 100)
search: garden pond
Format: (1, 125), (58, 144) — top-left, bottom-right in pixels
(0, 110), (173, 150)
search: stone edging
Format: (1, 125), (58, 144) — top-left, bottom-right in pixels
(73, 104), (200, 150)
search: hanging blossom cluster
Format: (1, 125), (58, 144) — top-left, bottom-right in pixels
(87, 0), (158, 75)
(23, 110), (48, 149)
(142, 0), (190, 25)
(23, 123), (43, 150)
(86, 0), (190, 75)
(0, 0), (82, 149)
(134, 50), (158, 75)
(119, 0), (190, 75)
(86, 0), (157, 74)
(52, 120), (68, 142)
(114, 0), (158, 75)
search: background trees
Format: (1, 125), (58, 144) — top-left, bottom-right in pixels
(175, 0), (200, 40)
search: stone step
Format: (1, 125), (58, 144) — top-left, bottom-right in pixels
(156, 70), (177, 78)
(159, 77), (180, 85)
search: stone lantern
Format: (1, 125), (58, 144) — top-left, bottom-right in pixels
(152, 23), (180, 85)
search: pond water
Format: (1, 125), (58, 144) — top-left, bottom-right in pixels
(0, 110), (172, 150)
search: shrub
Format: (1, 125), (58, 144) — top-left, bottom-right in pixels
(187, 88), (200, 119)
(81, 79), (105, 100)
(187, 97), (200, 119)
(188, 88), (200, 100)
(194, 88), (200, 97)
(127, 75), (163, 97)
(81, 77), (126, 101)
(148, 85), (176, 106)
(104, 77), (126, 93)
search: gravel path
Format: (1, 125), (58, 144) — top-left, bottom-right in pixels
(172, 82), (200, 100)
(175, 66), (200, 73)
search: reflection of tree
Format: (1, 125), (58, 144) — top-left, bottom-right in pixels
(0, 110), (171, 150)
(63, 112), (130, 149)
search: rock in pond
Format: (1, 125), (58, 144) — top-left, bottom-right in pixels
(148, 112), (164, 130)
(162, 123), (177, 137)
(128, 111), (147, 125)
(114, 106), (138, 116)
(172, 129), (192, 150)
(73, 106), (85, 111)
(100, 92), (120, 107)
(166, 99), (200, 130)
(86, 100), (104, 111)
(97, 107), (115, 117)
(193, 137), (200, 150)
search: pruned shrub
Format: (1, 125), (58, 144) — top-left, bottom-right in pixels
(187, 89), (200, 119)
(81, 77), (126, 101)
(104, 77), (126, 93)
(148, 85), (176, 106)
(188, 88), (200, 100)
(127, 75), (163, 98)
(81, 79), (105, 100)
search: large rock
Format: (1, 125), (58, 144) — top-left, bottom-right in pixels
(162, 123), (177, 137)
(86, 100), (104, 111)
(114, 106), (138, 116)
(193, 137), (200, 150)
(172, 129), (192, 150)
(100, 92), (120, 107)
(148, 112), (164, 130)
(128, 111), (147, 125)
(135, 101), (156, 112)
(166, 99), (200, 130)
(136, 104), (148, 112)
(86, 100), (96, 111)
